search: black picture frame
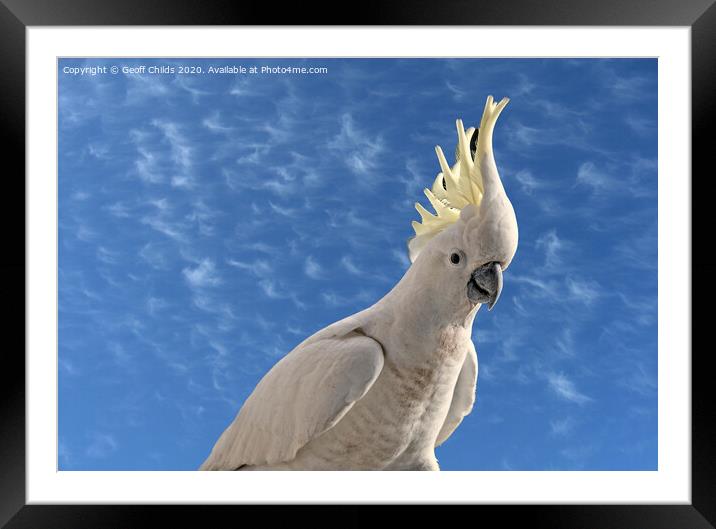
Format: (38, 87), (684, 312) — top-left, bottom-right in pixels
(3, 1), (713, 527)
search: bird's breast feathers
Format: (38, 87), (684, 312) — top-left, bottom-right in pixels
(294, 329), (470, 468)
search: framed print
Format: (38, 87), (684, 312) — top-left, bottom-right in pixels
(5, 0), (715, 527)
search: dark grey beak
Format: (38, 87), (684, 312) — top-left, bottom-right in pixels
(467, 261), (504, 310)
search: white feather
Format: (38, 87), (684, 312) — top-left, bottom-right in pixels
(200, 328), (384, 470)
(435, 340), (478, 447)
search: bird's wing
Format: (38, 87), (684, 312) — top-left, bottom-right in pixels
(199, 328), (384, 470)
(435, 340), (478, 447)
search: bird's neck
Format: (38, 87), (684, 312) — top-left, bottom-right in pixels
(367, 266), (480, 365)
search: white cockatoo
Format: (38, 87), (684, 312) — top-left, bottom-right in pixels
(200, 95), (518, 471)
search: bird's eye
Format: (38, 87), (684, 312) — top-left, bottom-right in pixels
(448, 249), (465, 267)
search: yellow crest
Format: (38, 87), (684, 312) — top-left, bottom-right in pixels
(408, 96), (510, 263)
(408, 120), (484, 262)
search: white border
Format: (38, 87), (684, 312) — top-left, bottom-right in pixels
(27, 27), (690, 504)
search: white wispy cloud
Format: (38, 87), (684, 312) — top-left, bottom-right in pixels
(304, 255), (324, 280)
(139, 197), (189, 242)
(86, 432), (118, 458)
(512, 73), (536, 97)
(624, 115), (656, 136)
(610, 73), (652, 102)
(202, 112), (234, 134)
(625, 156), (657, 198)
(173, 74), (211, 102)
(190, 292), (237, 326)
(503, 119), (612, 157)
(183, 259), (222, 288)
(510, 274), (556, 298)
(286, 325), (304, 336)
(59, 438), (73, 468)
(128, 128), (160, 181)
(321, 289), (375, 307)
(535, 229), (564, 269)
(511, 295), (529, 316)
(134, 146), (164, 184)
(149, 198), (170, 212)
(340, 255), (363, 276)
(577, 156), (656, 199)
(108, 341), (132, 366)
(59, 357), (80, 376)
(560, 444), (596, 468)
(229, 77), (254, 97)
(224, 166), (300, 199)
(495, 333), (525, 364)
(268, 200), (301, 217)
(554, 328), (576, 358)
(227, 258), (273, 279)
(328, 113), (384, 178)
(260, 121), (293, 144)
(614, 224), (657, 271)
(263, 177), (297, 198)
(146, 296), (169, 316)
(87, 143), (110, 160)
(236, 242), (283, 257)
(399, 158), (430, 197)
(576, 162), (612, 192)
(124, 72), (170, 103)
(129, 119), (197, 189)
(550, 416), (576, 436)
(96, 246), (120, 265)
(616, 360), (657, 397)
(531, 98), (586, 120)
(152, 119), (192, 170)
(172, 175), (194, 189)
(141, 215), (186, 242)
(233, 144), (271, 166)
(325, 207), (373, 231)
(617, 293), (656, 327)
(90, 278), (116, 299)
(445, 80), (468, 101)
(566, 277), (601, 305)
(546, 372), (592, 404)
(138, 242), (170, 270)
(513, 169), (541, 195)
(75, 222), (97, 242)
(186, 199), (219, 237)
(504, 121), (542, 148)
(106, 201), (132, 218)
(258, 279), (306, 309)
(258, 279), (283, 299)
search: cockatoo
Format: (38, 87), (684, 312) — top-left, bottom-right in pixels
(200, 95), (518, 471)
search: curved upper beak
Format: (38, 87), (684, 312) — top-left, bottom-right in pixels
(487, 262), (503, 310)
(468, 261), (504, 310)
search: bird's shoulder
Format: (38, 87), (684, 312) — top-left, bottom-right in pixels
(199, 319), (384, 470)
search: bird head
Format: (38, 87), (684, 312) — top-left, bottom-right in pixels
(407, 96), (518, 313)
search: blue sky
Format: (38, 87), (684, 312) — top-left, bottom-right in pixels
(58, 58), (657, 471)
